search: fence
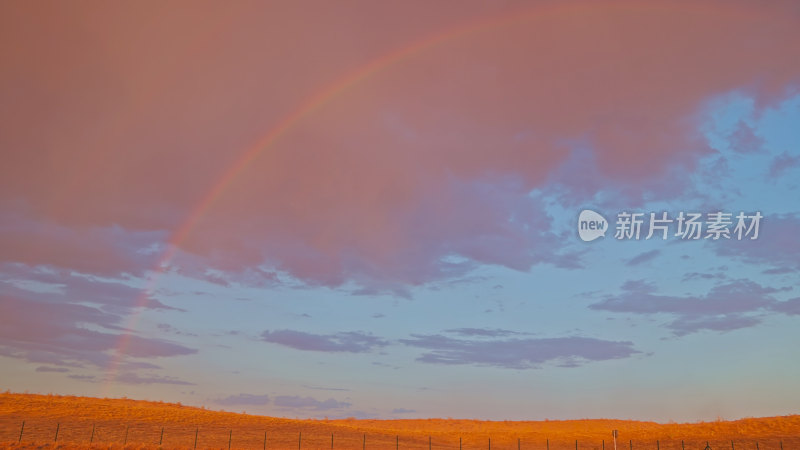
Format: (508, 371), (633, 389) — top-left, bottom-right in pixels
(3, 420), (796, 449)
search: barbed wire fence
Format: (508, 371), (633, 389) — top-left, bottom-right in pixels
(3, 420), (795, 449)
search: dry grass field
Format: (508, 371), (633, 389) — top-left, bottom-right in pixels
(0, 393), (797, 449)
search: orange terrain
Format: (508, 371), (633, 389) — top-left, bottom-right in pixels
(0, 393), (797, 449)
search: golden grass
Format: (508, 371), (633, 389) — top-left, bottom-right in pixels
(0, 393), (797, 449)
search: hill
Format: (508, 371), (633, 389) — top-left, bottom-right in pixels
(0, 393), (797, 449)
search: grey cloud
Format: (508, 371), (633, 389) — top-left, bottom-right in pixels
(444, 328), (526, 337)
(35, 366), (69, 373)
(591, 279), (793, 335)
(625, 249), (661, 266)
(113, 372), (195, 386)
(273, 395), (350, 411)
(261, 330), (387, 353)
(400, 333), (637, 369)
(216, 394), (270, 406)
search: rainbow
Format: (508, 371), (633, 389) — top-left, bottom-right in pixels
(102, 0), (755, 390)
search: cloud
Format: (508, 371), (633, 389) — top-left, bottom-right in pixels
(399, 331), (637, 369)
(302, 385), (350, 392)
(444, 328), (525, 337)
(625, 250), (661, 266)
(772, 297), (800, 315)
(668, 315), (762, 336)
(273, 396), (350, 411)
(714, 214), (800, 272)
(113, 372), (194, 386)
(261, 330), (388, 353)
(0, 262), (180, 312)
(728, 121), (765, 154)
(590, 279), (793, 336)
(3, 2), (800, 290)
(216, 394), (270, 406)
(0, 214), (163, 278)
(682, 272), (727, 282)
(35, 366), (69, 373)
(392, 408), (416, 414)
(768, 151), (800, 178)
(67, 374), (97, 382)
(0, 291), (196, 369)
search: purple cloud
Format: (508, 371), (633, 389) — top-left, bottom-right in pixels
(0, 292), (196, 369)
(682, 272), (727, 282)
(392, 408), (416, 414)
(772, 297), (800, 315)
(399, 332), (637, 369)
(0, 263), (180, 312)
(216, 394), (270, 406)
(113, 372), (194, 386)
(0, 213), (164, 277)
(768, 151), (800, 178)
(728, 121), (765, 154)
(625, 250), (661, 266)
(67, 374), (97, 382)
(444, 328), (525, 337)
(273, 395), (350, 411)
(590, 279), (793, 335)
(35, 366), (69, 373)
(668, 315), (762, 336)
(261, 330), (388, 353)
(714, 214), (800, 272)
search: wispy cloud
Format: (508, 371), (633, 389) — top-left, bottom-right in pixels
(261, 330), (388, 353)
(625, 250), (661, 266)
(400, 331), (637, 369)
(215, 394), (270, 406)
(590, 279), (794, 336)
(768, 151), (800, 178)
(273, 396), (350, 411)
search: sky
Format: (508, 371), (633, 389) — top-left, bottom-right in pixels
(1, 0), (799, 422)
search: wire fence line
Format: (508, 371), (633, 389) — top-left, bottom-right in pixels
(3, 420), (796, 449)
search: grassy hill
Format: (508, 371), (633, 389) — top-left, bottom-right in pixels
(0, 393), (797, 449)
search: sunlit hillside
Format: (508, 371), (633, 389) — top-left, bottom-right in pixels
(0, 393), (797, 449)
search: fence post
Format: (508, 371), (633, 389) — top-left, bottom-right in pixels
(263, 431), (267, 450)
(756, 442), (759, 450)
(429, 435), (431, 450)
(18, 421), (24, 443)
(228, 429), (232, 450)
(194, 428), (198, 449)
(519, 437), (521, 450)
(124, 425), (129, 445)
(629, 439), (632, 450)
(730, 440), (734, 450)
(681, 440), (684, 450)
(331, 432), (334, 450)
(55, 423), (60, 442)
(576, 439), (578, 450)
(780, 441), (783, 450)
(603, 439), (605, 450)
(298, 431), (301, 450)
(547, 438), (550, 450)
(396, 435), (399, 450)
(460, 436), (462, 450)
(159, 427), (164, 446)
(489, 437), (491, 449)
(91, 423), (95, 443)
(656, 440), (659, 450)
(363, 433), (366, 450)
